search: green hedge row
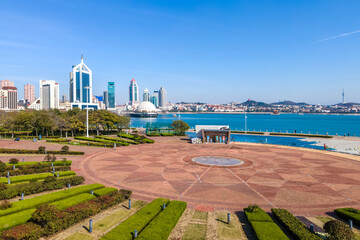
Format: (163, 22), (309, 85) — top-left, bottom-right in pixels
(334, 208), (360, 226)
(0, 183), (104, 217)
(93, 187), (118, 197)
(0, 148), (84, 155)
(6, 160), (72, 167)
(271, 208), (322, 240)
(74, 137), (130, 146)
(160, 133), (174, 136)
(137, 200), (187, 240)
(101, 198), (170, 240)
(269, 132), (333, 138)
(146, 133), (161, 136)
(95, 136), (140, 145)
(244, 205), (289, 240)
(0, 176), (85, 200)
(0, 171), (76, 184)
(51, 193), (96, 210)
(1, 165), (71, 177)
(117, 134), (154, 144)
(0, 208), (36, 231)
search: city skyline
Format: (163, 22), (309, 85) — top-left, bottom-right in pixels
(1, 0), (360, 105)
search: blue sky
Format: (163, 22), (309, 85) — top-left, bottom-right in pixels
(1, 0), (360, 105)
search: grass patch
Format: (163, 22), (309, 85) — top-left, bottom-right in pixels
(93, 187), (118, 197)
(192, 210), (208, 221)
(51, 193), (96, 210)
(217, 212), (242, 239)
(64, 232), (93, 240)
(183, 223), (207, 240)
(100, 198), (170, 240)
(315, 216), (333, 224)
(0, 183), (104, 217)
(137, 200), (187, 240)
(0, 208), (36, 231)
(94, 209), (131, 233)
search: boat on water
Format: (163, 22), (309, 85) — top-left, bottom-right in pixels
(272, 110), (280, 115)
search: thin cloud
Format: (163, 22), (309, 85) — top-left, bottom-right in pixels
(0, 40), (36, 48)
(313, 29), (360, 43)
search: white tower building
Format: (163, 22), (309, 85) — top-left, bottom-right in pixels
(143, 88), (150, 102)
(159, 86), (167, 107)
(129, 79), (139, 106)
(39, 80), (59, 110)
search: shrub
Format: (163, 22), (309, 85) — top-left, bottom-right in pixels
(0, 183), (7, 190)
(0, 171), (76, 184)
(31, 204), (63, 227)
(146, 133), (161, 136)
(51, 154), (56, 162)
(160, 133), (174, 136)
(244, 205), (273, 222)
(44, 176), (56, 183)
(0, 148), (84, 155)
(1, 222), (43, 240)
(44, 154), (52, 162)
(0, 200), (12, 210)
(334, 208), (360, 226)
(38, 146), (46, 153)
(0, 161), (6, 172)
(93, 187), (118, 197)
(8, 159), (19, 164)
(0, 208), (36, 231)
(271, 208), (322, 240)
(0, 183), (104, 217)
(0, 176), (85, 200)
(51, 193), (96, 210)
(101, 198), (170, 240)
(74, 137), (129, 146)
(324, 220), (354, 240)
(61, 145), (69, 153)
(137, 200), (187, 240)
(119, 189), (132, 199)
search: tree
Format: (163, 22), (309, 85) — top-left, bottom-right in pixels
(61, 146), (69, 153)
(324, 220), (354, 240)
(116, 115), (130, 133)
(171, 120), (190, 134)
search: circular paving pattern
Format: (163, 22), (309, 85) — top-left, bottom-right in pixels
(191, 156), (244, 166)
(77, 138), (360, 215)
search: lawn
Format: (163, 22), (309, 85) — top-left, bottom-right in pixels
(217, 212), (243, 239)
(183, 223), (207, 240)
(193, 210), (208, 221)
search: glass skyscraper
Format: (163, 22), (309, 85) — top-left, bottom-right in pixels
(108, 82), (115, 110)
(129, 79), (139, 106)
(69, 56), (98, 109)
(151, 91), (159, 108)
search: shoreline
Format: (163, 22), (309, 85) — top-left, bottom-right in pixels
(161, 112), (360, 116)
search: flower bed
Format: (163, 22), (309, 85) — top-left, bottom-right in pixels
(244, 205), (288, 240)
(137, 200), (187, 240)
(271, 208), (322, 240)
(0, 176), (85, 200)
(0, 171), (76, 184)
(334, 208), (360, 226)
(101, 198), (170, 240)
(0, 183), (104, 217)
(0, 148), (84, 155)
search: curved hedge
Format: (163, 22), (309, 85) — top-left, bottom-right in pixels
(74, 137), (129, 146)
(271, 208), (322, 240)
(95, 136), (139, 145)
(101, 198), (170, 240)
(137, 200), (187, 240)
(334, 208), (360, 226)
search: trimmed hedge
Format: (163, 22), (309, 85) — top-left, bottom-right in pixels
(0, 176), (85, 200)
(137, 200), (187, 240)
(271, 208), (321, 240)
(101, 198), (170, 240)
(95, 136), (140, 145)
(1, 165), (71, 177)
(0, 208), (36, 231)
(51, 193), (96, 210)
(46, 138), (71, 143)
(146, 133), (161, 137)
(0, 183), (104, 217)
(93, 187), (118, 197)
(117, 134), (155, 144)
(269, 132), (333, 138)
(6, 160), (72, 167)
(244, 205), (288, 240)
(0, 171), (76, 184)
(334, 208), (360, 226)
(0, 148), (84, 155)
(160, 133), (174, 136)
(74, 137), (130, 146)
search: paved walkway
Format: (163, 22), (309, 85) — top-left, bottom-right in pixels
(70, 137), (360, 215)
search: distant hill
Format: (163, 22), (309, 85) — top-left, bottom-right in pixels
(333, 102), (360, 107)
(271, 100), (309, 106)
(241, 100), (270, 107)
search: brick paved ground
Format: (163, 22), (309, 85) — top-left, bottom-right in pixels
(1, 137), (360, 215)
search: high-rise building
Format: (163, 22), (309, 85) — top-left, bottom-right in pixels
(0, 80), (15, 89)
(69, 56), (98, 109)
(151, 91), (159, 108)
(39, 80), (59, 110)
(143, 88), (150, 102)
(103, 91), (108, 109)
(108, 82), (115, 110)
(0, 86), (18, 110)
(159, 87), (167, 107)
(129, 79), (139, 105)
(61, 95), (67, 103)
(24, 83), (35, 105)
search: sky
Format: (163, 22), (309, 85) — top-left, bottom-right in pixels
(1, 0), (360, 105)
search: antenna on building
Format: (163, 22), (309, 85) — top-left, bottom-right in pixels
(342, 88), (345, 104)
(81, 51), (84, 62)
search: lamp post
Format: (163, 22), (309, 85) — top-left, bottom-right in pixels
(244, 111), (247, 134)
(84, 86), (91, 137)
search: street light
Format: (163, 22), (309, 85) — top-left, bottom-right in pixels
(84, 86), (91, 137)
(244, 111), (247, 134)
